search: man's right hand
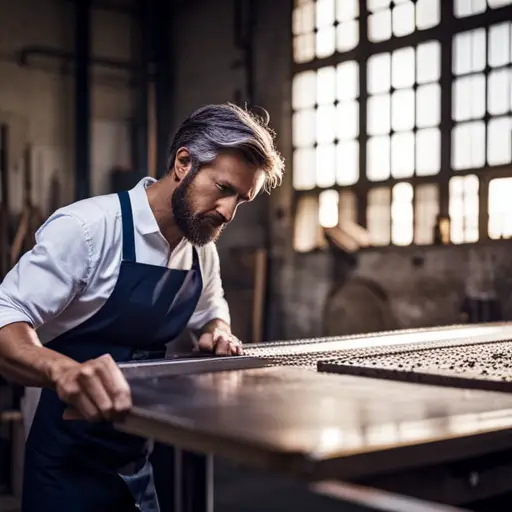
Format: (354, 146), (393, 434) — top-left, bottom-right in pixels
(51, 353), (132, 423)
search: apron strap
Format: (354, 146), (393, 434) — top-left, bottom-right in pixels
(191, 246), (200, 268)
(118, 191), (136, 262)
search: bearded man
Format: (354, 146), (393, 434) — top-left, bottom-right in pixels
(0, 103), (284, 511)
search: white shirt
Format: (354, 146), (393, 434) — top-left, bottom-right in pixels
(0, 177), (231, 344)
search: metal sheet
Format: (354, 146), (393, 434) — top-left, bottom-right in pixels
(245, 323), (512, 370)
(116, 366), (512, 480)
(318, 339), (512, 393)
(119, 354), (270, 380)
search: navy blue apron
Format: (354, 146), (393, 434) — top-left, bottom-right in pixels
(22, 191), (203, 512)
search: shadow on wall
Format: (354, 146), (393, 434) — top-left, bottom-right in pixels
(322, 276), (399, 337)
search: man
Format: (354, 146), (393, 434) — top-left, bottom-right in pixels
(0, 103), (284, 511)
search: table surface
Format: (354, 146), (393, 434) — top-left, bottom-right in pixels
(117, 365), (512, 480)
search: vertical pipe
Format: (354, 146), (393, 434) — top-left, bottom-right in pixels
(74, 0), (91, 201)
(154, 0), (172, 178)
(0, 125), (8, 278)
(132, 0), (149, 178)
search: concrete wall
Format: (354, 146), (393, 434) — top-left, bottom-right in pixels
(0, 0), (132, 217)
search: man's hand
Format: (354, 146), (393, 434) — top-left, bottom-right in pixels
(197, 328), (243, 356)
(52, 354), (132, 423)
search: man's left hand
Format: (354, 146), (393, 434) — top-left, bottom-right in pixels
(197, 328), (243, 356)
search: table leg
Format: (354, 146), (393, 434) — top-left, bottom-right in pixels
(174, 449), (214, 512)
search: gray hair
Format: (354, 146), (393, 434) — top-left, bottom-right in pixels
(167, 103), (284, 193)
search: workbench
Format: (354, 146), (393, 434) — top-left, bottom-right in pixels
(116, 323), (512, 511)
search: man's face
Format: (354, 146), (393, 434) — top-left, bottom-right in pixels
(172, 151), (265, 246)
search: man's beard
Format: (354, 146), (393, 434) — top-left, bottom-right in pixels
(171, 173), (226, 246)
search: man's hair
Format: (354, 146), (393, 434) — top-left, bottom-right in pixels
(167, 103), (284, 193)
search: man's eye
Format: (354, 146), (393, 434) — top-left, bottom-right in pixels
(216, 183), (227, 192)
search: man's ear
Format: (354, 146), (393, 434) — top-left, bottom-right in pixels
(173, 147), (193, 182)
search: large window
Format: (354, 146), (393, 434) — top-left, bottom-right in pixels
(292, 0), (512, 252)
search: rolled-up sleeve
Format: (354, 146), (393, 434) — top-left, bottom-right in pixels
(0, 212), (92, 330)
(187, 244), (231, 331)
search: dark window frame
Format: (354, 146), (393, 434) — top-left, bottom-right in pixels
(291, 0), (512, 249)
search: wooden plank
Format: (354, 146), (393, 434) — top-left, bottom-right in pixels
(311, 480), (469, 512)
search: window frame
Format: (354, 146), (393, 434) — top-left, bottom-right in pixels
(291, 0), (512, 250)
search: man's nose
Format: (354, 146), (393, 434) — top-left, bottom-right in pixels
(217, 197), (239, 224)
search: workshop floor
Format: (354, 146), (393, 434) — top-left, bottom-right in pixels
(2, 461), (510, 511)
(0, 460), (364, 512)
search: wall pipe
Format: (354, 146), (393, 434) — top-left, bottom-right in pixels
(74, 0), (91, 201)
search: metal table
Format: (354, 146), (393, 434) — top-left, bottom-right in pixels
(116, 352), (512, 510)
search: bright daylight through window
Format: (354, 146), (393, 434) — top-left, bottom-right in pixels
(292, 0), (512, 252)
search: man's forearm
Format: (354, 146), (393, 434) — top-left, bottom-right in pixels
(0, 322), (78, 388)
(199, 318), (231, 336)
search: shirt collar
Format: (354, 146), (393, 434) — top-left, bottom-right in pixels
(128, 177), (161, 235)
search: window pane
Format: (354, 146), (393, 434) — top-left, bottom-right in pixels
(317, 67), (336, 105)
(489, 0), (512, 6)
(368, 94), (391, 135)
(392, 47), (415, 89)
(416, 0), (440, 30)
(367, 53), (391, 94)
(367, 136), (390, 180)
(293, 109), (316, 147)
(415, 184), (439, 245)
(368, 0), (391, 12)
(453, 28), (487, 75)
(489, 177), (512, 239)
(339, 190), (357, 225)
(337, 100), (359, 140)
(452, 74), (486, 121)
(454, 0), (486, 17)
(316, 105), (336, 144)
(316, 27), (336, 58)
(293, 148), (316, 190)
(391, 182), (414, 246)
(337, 61), (359, 100)
(294, 195), (319, 252)
(293, 34), (315, 63)
(391, 88), (415, 131)
(368, 9), (392, 43)
(316, 144), (336, 187)
(316, 0), (335, 27)
(293, 2), (315, 35)
(488, 116), (512, 165)
(336, 140), (359, 185)
(392, 1), (415, 37)
(319, 190), (339, 228)
(292, 71), (316, 110)
(452, 121), (486, 169)
(337, 20), (359, 52)
(391, 131), (415, 178)
(367, 187), (391, 246)
(416, 128), (441, 175)
(416, 83), (441, 128)
(449, 175), (479, 244)
(488, 69), (510, 116)
(488, 22), (510, 68)
(416, 41), (441, 84)
(337, 0), (358, 21)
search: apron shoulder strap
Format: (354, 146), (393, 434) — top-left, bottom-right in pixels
(191, 246), (200, 268)
(117, 191), (136, 262)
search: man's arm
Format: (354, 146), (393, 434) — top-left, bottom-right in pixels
(187, 245), (241, 355)
(0, 213), (90, 387)
(0, 213), (131, 421)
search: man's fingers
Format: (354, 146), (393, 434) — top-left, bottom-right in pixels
(96, 355), (132, 415)
(214, 335), (231, 356)
(72, 393), (102, 422)
(197, 332), (215, 352)
(76, 366), (114, 420)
